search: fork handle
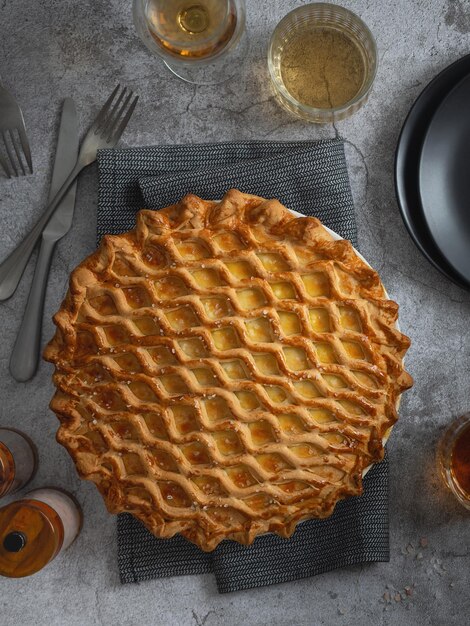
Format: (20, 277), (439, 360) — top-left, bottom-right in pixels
(0, 161), (82, 301)
(9, 236), (56, 381)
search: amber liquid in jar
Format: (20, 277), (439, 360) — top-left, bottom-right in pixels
(439, 414), (470, 509)
(450, 425), (470, 497)
(0, 428), (37, 498)
(0, 442), (15, 498)
(0, 488), (82, 577)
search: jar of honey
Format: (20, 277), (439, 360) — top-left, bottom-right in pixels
(0, 428), (38, 498)
(0, 488), (82, 577)
(438, 413), (470, 510)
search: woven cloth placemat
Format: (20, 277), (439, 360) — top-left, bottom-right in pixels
(97, 139), (389, 593)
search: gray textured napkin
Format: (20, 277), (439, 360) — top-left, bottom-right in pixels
(97, 140), (357, 246)
(97, 140), (389, 593)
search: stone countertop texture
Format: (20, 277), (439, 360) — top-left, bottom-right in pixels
(0, 1), (469, 624)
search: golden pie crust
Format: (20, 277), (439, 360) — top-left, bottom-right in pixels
(44, 189), (412, 551)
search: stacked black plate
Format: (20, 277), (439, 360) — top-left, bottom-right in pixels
(395, 54), (470, 290)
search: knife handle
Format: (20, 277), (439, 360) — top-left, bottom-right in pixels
(0, 161), (81, 301)
(9, 237), (56, 382)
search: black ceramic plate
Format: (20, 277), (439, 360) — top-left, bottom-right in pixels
(395, 54), (470, 290)
(419, 74), (470, 286)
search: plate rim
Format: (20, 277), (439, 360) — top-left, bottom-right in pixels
(394, 53), (470, 290)
(418, 72), (470, 283)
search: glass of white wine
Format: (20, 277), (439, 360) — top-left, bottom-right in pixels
(133, 0), (248, 84)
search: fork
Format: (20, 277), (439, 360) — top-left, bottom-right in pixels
(0, 83), (33, 177)
(0, 84), (138, 301)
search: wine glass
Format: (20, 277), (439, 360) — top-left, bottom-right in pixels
(133, 0), (248, 85)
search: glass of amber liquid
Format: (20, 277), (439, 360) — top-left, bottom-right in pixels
(133, 0), (248, 84)
(268, 4), (377, 122)
(438, 414), (470, 510)
(0, 428), (37, 499)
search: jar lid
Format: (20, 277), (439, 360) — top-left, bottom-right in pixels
(0, 499), (64, 577)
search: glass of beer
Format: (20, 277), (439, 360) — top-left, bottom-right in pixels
(438, 413), (470, 510)
(133, 0), (248, 84)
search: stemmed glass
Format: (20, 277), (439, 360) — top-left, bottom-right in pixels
(133, 0), (248, 85)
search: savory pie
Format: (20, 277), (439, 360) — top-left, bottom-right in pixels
(44, 189), (412, 551)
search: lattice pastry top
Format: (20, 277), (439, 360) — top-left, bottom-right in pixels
(45, 189), (412, 551)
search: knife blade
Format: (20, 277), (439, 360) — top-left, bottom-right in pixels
(43, 97), (79, 239)
(10, 99), (79, 382)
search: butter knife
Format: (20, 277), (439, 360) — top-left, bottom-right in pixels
(10, 98), (79, 382)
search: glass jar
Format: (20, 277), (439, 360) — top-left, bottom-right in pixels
(268, 3), (377, 123)
(0, 428), (37, 499)
(438, 413), (470, 510)
(0, 488), (82, 577)
(133, 0), (248, 84)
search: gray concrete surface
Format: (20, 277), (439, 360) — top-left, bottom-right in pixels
(1, 1), (469, 624)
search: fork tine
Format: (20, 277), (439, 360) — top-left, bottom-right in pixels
(91, 84), (121, 133)
(2, 131), (18, 176)
(98, 86), (127, 133)
(97, 87), (127, 137)
(0, 152), (12, 178)
(9, 129), (26, 176)
(110, 96), (139, 144)
(103, 89), (133, 141)
(17, 125), (33, 174)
